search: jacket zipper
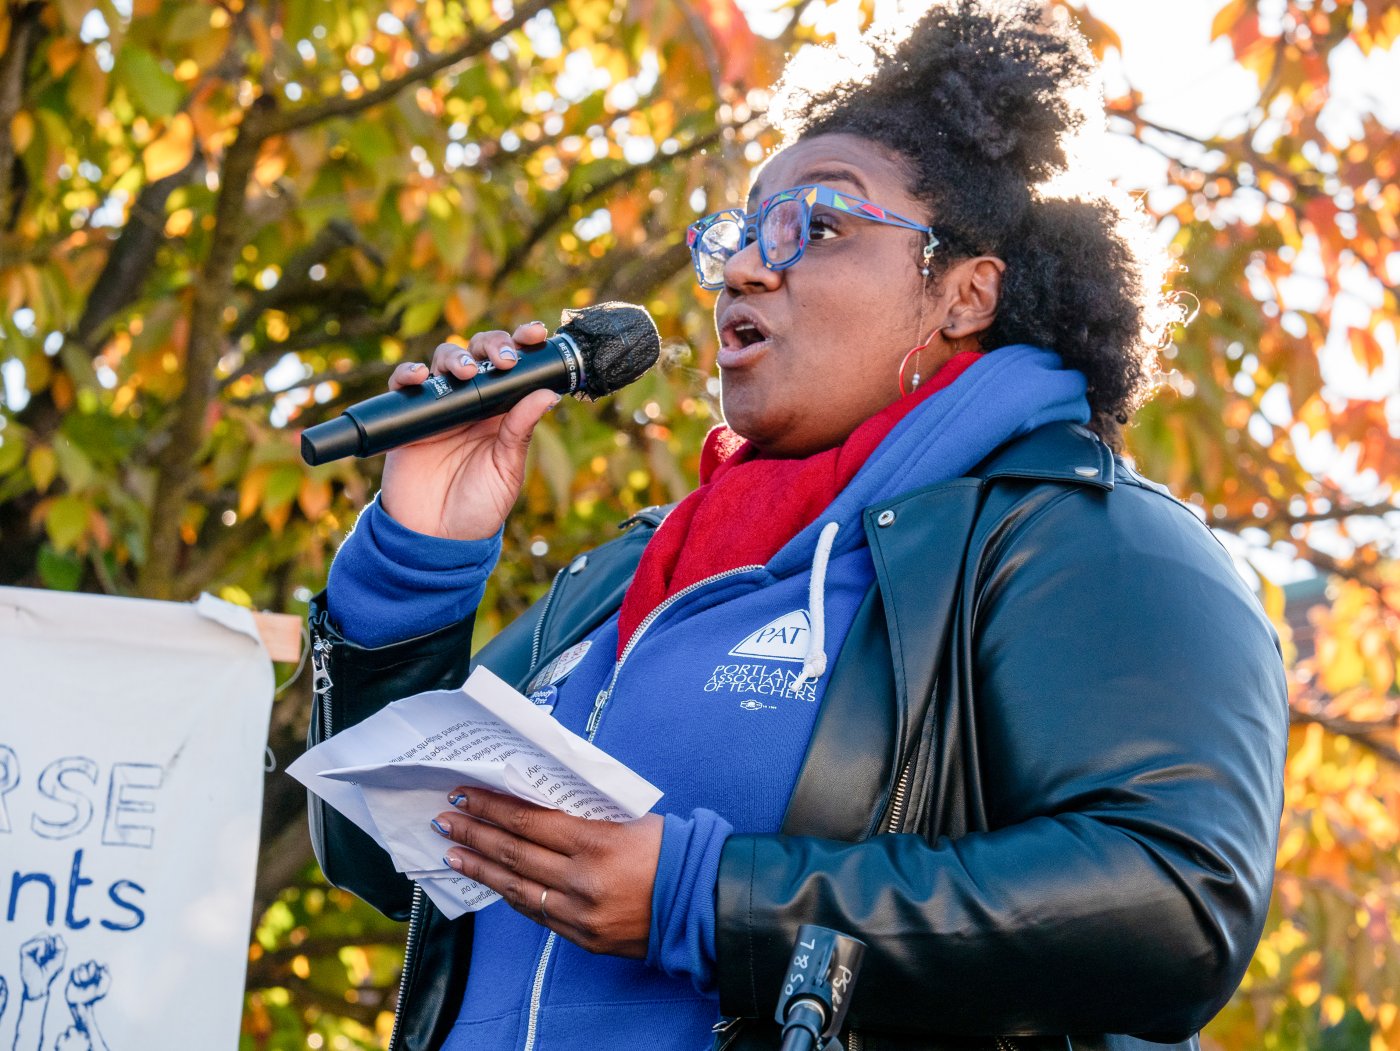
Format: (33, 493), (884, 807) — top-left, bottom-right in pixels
(310, 612), (338, 738)
(387, 886), (425, 1051)
(526, 564), (763, 1047)
(522, 929), (558, 1051)
(583, 565), (763, 737)
(529, 568), (567, 674)
(844, 703), (919, 1050)
(883, 758), (914, 834)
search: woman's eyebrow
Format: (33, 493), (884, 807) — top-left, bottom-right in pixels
(746, 167), (873, 211)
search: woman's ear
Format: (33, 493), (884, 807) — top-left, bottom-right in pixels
(940, 256), (1006, 340)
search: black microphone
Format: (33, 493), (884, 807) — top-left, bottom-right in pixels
(774, 925), (866, 1051)
(300, 301), (661, 465)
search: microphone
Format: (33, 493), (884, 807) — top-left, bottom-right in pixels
(300, 301), (661, 465)
(773, 925), (866, 1051)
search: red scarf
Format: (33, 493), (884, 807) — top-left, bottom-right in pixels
(616, 352), (982, 652)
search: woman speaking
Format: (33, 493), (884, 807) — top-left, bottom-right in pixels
(306, 2), (1289, 1049)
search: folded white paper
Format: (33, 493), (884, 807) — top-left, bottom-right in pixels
(289, 666), (662, 918)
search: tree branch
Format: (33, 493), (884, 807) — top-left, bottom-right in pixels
(1213, 498), (1399, 533)
(138, 98), (276, 599)
(74, 157), (205, 351)
(264, 0), (555, 137)
(0, 1), (45, 237)
(1290, 703), (1400, 767)
(219, 312), (394, 392)
(490, 129), (722, 291)
(229, 219), (362, 337)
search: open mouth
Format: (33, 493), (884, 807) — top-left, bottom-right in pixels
(733, 322), (766, 347)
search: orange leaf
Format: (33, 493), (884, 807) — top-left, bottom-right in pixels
(1211, 0), (1249, 42)
(143, 113), (195, 182)
(10, 110), (33, 152)
(238, 464), (271, 520)
(1348, 328), (1385, 372)
(1303, 196), (1338, 235)
(47, 37), (82, 78)
(296, 476), (332, 520)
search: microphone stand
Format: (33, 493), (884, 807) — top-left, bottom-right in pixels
(772, 925), (866, 1051)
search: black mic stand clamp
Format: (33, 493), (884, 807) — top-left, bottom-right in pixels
(773, 925), (867, 1051)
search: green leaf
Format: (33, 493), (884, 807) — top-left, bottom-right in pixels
(0, 433), (27, 475)
(164, 5), (216, 44)
(37, 545), (84, 590)
(45, 494), (90, 551)
(115, 47), (182, 119)
(264, 465), (303, 512)
(53, 436), (96, 490)
(399, 298), (443, 338)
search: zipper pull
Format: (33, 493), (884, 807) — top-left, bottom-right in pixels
(586, 689), (609, 735)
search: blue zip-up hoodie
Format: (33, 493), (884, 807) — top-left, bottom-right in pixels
(327, 346), (1089, 1050)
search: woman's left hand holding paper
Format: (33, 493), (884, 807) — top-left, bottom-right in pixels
(434, 789), (664, 958)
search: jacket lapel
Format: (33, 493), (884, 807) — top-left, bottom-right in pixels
(780, 479), (986, 840)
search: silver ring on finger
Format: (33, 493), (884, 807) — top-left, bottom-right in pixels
(539, 887), (551, 922)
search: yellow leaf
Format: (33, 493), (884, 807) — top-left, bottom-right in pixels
(10, 111), (33, 152)
(28, 446), (56, 493)
(1210, 0), (1248, 41)
(239, 464), (271, 520)
(142, 113), (195, 182)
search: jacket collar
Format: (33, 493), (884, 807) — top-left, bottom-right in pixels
(971, 421), (1115, 490)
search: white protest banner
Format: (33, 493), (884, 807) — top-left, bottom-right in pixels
(0, 587), (275, 1050)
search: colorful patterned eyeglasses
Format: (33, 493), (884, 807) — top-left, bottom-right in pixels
(685, 184), (938, 290)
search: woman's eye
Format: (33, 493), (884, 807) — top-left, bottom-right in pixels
(808, 215), (840, 240)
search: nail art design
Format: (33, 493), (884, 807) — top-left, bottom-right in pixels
(431, 818), (452, 837)
(448, 793), (467, 806)
(500, 348), (519, 362)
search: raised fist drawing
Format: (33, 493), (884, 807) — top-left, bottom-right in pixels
(63, 961), (112, 1051)
(64, 963), (110, 1011)
(18, 935), (65, 1000)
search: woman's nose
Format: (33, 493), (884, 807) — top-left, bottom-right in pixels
(722, 237), (783, 293)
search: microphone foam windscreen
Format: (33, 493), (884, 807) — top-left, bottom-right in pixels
(558, 302), (662, 400)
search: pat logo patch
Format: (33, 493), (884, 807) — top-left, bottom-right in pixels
(526, 641), (592, 695)
(727, 610), (810, 664)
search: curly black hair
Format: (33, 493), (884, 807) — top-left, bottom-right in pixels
(768, 0), (1179, 449)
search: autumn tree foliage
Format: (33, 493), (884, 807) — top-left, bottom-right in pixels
(0, 0), (1395, 1048)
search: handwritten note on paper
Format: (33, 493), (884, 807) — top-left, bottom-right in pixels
(289, 666), (662, 919)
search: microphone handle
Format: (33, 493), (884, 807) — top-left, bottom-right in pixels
(301, 332), (584, 465)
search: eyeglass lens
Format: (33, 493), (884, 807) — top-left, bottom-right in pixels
(698, 218), (742, 285)
(696, 199), (808, 286)
(759, 199), (805, 268)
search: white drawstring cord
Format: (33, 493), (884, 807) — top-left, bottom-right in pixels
(791, 521), (840, 695)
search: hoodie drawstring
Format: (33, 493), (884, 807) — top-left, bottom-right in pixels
(791, 521), (840, 695)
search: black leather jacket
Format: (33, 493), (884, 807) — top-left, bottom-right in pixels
(306, 422), (1289, 1051)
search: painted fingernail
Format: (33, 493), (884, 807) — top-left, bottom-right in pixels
(443, 854), (460, 871)
(431, 818), (452, 837)
(529, 320), (546, 328)
(448, 793), (467, 807)
(500, 348), (519, 362)
(409, 362), (426, 371)
(548, 395), (563, 410)
(458, 353), (474, 369)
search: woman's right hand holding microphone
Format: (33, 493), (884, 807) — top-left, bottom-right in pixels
(379, 321), (559, 542)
